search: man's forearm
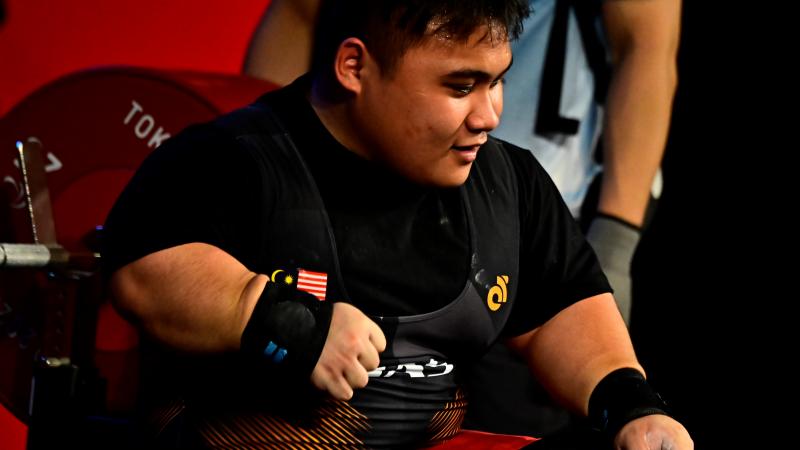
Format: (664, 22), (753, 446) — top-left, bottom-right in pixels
(506, 293), (642, 415)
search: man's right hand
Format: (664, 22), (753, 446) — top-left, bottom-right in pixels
(311, 302), (386, 400)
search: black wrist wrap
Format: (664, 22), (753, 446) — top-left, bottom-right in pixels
(241, 274), (333, 379)
(588, 368), (670, 438)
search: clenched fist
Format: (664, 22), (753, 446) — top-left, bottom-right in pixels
(311, 302), (386, 400)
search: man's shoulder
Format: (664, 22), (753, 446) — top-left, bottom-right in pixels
(153, 84), (293, 159)
(478, 137), (564, 212)
(481, 136), (547, 180)
(486, 136), (530, 159)
(212, 80), (309, 143)
(136, 114), (259, 183)
(145, 120), (230, 160)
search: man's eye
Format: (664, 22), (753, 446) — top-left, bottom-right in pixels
(490, 78), (505, 88)
(449, 84), (474, 95)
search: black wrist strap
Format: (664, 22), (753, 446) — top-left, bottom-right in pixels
(588, 368), (670, 438)
(241, 273), (333, 379)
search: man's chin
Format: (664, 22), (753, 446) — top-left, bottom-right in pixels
(390, 160), (473, 188)
(423, 165), (472, 188)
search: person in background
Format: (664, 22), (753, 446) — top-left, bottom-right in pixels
(243, 0), (680, 441)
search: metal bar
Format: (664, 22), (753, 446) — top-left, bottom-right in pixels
(17, 138), (57, 245)
(0, 243), (90, 268)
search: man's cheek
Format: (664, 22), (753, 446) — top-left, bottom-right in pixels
(493, 86), (504, 118)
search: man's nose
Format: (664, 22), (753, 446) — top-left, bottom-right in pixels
(466, 88), (502, 133)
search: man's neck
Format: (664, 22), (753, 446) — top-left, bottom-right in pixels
(308, 80), (369, 160)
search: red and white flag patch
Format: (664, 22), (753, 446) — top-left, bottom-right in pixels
(297, 269), (327, 301)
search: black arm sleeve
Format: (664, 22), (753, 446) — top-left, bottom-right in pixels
(102, 123), (265, 277)
(501, 143), (612, 337)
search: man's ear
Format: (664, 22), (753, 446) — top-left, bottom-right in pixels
(333, 37), (371, 94)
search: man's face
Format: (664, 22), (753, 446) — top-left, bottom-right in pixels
(352, 26), (512, 187)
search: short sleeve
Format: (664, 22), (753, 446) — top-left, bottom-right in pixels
(500, 142), (611, 337)
(102, 123), (264, 277)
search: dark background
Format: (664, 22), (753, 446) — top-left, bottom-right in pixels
(632, 3), (785, 448)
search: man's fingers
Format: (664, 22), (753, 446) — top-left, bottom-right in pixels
(313, 369), (354, 401)
(344, 364), (369, 389)
(310, 303), (387, 400)
(357, 344), (380, 372)
(329, 376), (354, 401)
(614, 415), (694, 450)
(369, 322), (387, 353)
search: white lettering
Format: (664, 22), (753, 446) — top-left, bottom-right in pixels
(3, 175), (26, 209)
(135, 115), (155, 139)
(425, 358), (453, 377)
(148, 127), (171, 148)
(124, 100), (143, 125)
(125, 100), (172, 147)
(368, 359), (456, 379)
(45, 152), (62, 173)
(397, 363), (425, 378)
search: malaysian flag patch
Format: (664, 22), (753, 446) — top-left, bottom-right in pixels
(297, 269), (328, 301)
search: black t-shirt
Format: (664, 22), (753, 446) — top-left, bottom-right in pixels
(103, 77), (609, 337)
(103, 77), (611, 448)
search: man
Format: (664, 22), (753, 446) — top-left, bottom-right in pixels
(105, 1), (691, 448)
(243, 0), (680, 438)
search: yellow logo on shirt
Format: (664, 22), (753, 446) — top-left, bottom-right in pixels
(270, 269), (294, 285)
(487, 275), (509, 311)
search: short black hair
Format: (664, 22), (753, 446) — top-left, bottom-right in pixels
(311, 0), (530, 78)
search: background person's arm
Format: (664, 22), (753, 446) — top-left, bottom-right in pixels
(242, 0), (320, 85)
(597, 0), (681, 226)
(586, 0), (681, 324)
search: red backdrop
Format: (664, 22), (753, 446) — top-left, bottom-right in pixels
(0, 1), (271, 447)
(0, 0), (270, 116)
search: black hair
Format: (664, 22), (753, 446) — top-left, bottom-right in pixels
(311, 0), (530, 78)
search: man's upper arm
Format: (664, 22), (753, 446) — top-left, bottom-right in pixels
(110, 242), (265, 353)
(102, 124), (267, 350)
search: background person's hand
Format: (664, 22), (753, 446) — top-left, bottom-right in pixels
(310, 302), (386, 400)
(585, 215), (641, 325)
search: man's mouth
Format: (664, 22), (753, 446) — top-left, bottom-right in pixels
(450, 144), (481, 162)
(451, 144), (481, 152)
